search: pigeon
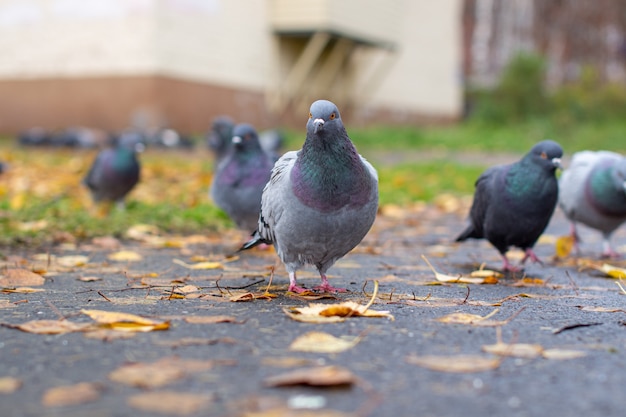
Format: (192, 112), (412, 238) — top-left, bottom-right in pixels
(83, 132), (143, 210)
(558, 150), (626, 258)
(206, 116), (235, 162)
(210, 123), (277, 232)
(456, 140), (563, 271)
(239, 99), (379, 293)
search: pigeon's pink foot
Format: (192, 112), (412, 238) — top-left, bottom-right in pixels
(501, 255), (523, 272)
(601, 239), (621, 259)
(287, 272), (308, 293)
(313, 274), (347, 293)
(521, 248), (543, 265)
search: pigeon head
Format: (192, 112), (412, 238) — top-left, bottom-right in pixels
(213, 116), (234, 138)
(527, 140), (563, 172)
(118, 131), (145, 153)
(307, 100), (343, 135)
(231, 123), (263, 154)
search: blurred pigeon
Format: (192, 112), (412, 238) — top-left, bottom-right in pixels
(456, 140), (563, 271)
(259, 129), (284, 158)
(18, 127), (51, 146)
(210, 123), (276, 231)
(206, 116), (235, 161)
(239, 100), (379, 293)
(83, 132), (143, 211)
(558, 150), (626, 258)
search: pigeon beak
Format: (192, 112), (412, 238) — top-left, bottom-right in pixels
(232, 136), (242, 148)
(313, 118), (324, 134)
(551, 157), (562, 169)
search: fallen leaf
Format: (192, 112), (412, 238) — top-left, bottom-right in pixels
(230, 292), (255, 302)
(542, 349), (587, 360)
(56, 255), (90, 267)
(83, 329), (137, 341)
(0, 269), (45, 287)
(81, 309), (169, 332)
(109, 357), (235, 388)
(42, 382), (101, 407)
(555, 235), (575, 258)
(173, 259), (223, 270)
(108, 251), (143, 262)
(406, 354), (501, 373)
(482, 342), (544, 358)
(174, 285), (200, 294)
(0, 299), (17, 309)
(128, 391), (212, 415)
(184, 315), (241, 324)
(78, 276), (102, 282)
(436, 308), (517, 327)
(1, 287), (45, 293)
(263, 366), (356, 387)
(421, 255), (491, 284)
(289, 331), (361, 353)
(261, 357), (318, 368)
(0, 376), (22, 393)
(10, 319), (88, 334)
(582, 262), (626, 279)
(576, 306), (626, 313)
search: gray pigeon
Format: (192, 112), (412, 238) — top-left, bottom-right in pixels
(210, 123), (276, 232)
(239, 100), (379, 293)
(206, 116), (235, 162)
(558, 150), (626, 257)
(83, 132), (143, 209)
(456, 140), (563, 271)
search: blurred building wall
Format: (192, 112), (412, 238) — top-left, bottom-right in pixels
(0, 0), (463, 134)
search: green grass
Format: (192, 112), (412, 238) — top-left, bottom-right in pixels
(1, 117), (624, 245)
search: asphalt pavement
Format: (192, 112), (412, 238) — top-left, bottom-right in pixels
(0, 204), (624, 417)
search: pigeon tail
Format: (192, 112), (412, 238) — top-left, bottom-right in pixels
(455, 224), (479, 242)
(237, 230), (272, 252)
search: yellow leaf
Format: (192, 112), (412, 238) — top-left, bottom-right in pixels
(13, 319), (88, 334)
(184, 315), (241, 324)
(406, 354), (501, 373)
(421, 255), (492, 284)
(0, 377), (22, 394)
(107, 251), (143, 262)
(289, 331), (361, 353)
(1, 287), (45, 293)
(555, 235), (575, 258)
(541, 349), (587, 360)
(10, 193), (26, 210)
(0, 268), (45, 287)
(172, 258), (223, 270)
(56, 255), (89, 267)
(42, 382), (101, 407)
(263, 366), (356, 387)
(81, 309), (169, 332)
(599, 263), (626, 279)
(482, 342), (544, 358)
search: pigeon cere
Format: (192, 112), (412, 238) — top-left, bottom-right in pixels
(1, 4), (625, 416)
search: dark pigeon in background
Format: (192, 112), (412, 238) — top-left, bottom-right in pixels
(18, 127), (51, 147)
(456, 140), (563, 271)
(206, 116), (235, 162)
(239, 100), (379, 293)
(83, 131), (143, 211)
(558, 150), (626, 257)
(210, 123), (276, 232)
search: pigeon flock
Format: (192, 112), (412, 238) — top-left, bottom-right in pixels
(11, 99), (626, 292)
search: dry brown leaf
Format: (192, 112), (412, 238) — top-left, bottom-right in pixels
(81, 309), (169, 332)
(42, 382), (101, 407)
(0, 268), (45, 287)
(174, 285), (200, 294)
(436, 309), (513, 327)
(109, 357), (235, 388)
(108, 251), (143, 262)
(230, 292), (256, 302)
(128, 391), (212, 415)
(263, 366), (356, 387)
(184, 315), (241, 324)
(0, 376), (22, 394)
(406, 354), (501, 373)
(261, 357), (318, 368)
(1, 287), (45, 293)
(83, 329), (137, 341)
(542, 349), (587, 360)
(12, 319), (88, 335)
(289, 331), (361, 353)
(0, 299), (17, 309)
(576, 305), (626, 313)
(482, 342), (544, 358)
(173, 258), (223, 270)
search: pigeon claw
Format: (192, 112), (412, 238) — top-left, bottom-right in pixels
(314, 274), (347, 293)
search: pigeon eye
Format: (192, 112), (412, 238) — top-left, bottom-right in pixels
(540, 152), (547, 159)
(329, 113), (336, 120)
(309, 112), (312, 119)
